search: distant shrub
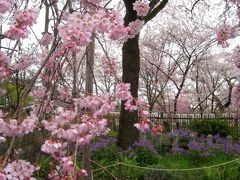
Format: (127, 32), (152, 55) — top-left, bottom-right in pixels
(189, 119), (230, 137)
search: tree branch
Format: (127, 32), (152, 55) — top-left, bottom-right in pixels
(144, 0), (169, 22)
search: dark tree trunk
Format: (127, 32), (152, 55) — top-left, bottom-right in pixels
(117, 35), (140, 149)
(83, 36), (95, 180)
(117, 0), (169, 149)
(117, 0), (140, 149)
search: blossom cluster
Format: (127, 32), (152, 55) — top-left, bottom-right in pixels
(41, 140), (67, 157)
(12, 54), (35, 71)
(3, 160), (38, 180)
(0, 113), (38, 137)
(57, 87), (72, 100)
(58, 9), (145, 51)
(42, 94), (114, 146)
(0, 0), (15, 14)
(102, 58), (118, 76)
(116, 83), (163, 134)
(40, 32), (54, 47)
(0, 51), (11, 79)
(59, 10), (123, 51)
(233, 45), (240, 68)
(127, 20), (144, 39)
(5, 8), (39, 39)
(216, 25), (235, 47)
(232, 83), (240, 108)
(41, 140), (88, 178)
(133, 0), (150, 17)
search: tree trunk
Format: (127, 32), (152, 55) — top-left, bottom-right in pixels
(117, 34), (140, 149)
(117, 0), (140, 149)
(83, 36), (95, 180)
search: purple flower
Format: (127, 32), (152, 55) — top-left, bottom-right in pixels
(188, 141), (204, 151)
(214, 134), (228, 144)
(171, 146), (185, 154)
(168, 129), (196, 138)
(125, 140), (158, 156)
(91, 137), (116, 152)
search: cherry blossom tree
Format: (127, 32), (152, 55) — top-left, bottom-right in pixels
(0, 0), (166, 178)
(0, 0), (239, 178)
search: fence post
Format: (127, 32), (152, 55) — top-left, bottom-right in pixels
(207, 134), (213, 145)
(189, 133), (195, 142)
(172, 135), (179, 147)
(227, 135), (233, 144)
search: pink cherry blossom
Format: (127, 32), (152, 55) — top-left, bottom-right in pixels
(133, 0), (150, 17)
(233, 45), (240, 68)
(109, 24), (128, 40)
(41, 140), (67, 157)
(116, 83), (132, 101)
(102, 57), (118, 75)
(79, 169), (88, 177)
(124, 99), (138, 112)
(0, 0), (15, 14)
(58, 12), (93, 51)
(4, 160), (37, 179)
(12, 54), (35, 71)
(15, 8), (39, 27)
(95, 17), (112, 34)
(40, 32), (54, 46)
(0, 51), (11, 79)
(4, 25), (29, 40)
(0, 173), (6, 180)
(4, 8), (39, 40)
(60, 156), (74, 173)
(232, 83), (240, 108)
(57, 87), (72, 100)
(32, 87), (47, 99)
(134, 120), (150, 133)
(216, 25), (235, 47)
(127, 19), (144, 39)
(0, 113), (38, 137)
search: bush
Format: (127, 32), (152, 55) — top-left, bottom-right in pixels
(184, 151), (208, 165)
(126, 140), (159, 165)
(91, 144), (118, 164)
(189, 119), (230, 137)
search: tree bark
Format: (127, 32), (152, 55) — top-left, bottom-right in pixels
(117, 35), (140, 149)
(117, 0), (140, 149)
(83, 36), (95, 180)
(117, 0), (168, 149)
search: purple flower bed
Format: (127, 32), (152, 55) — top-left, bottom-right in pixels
(171, 146), (186, 154)
(168, 129), (196, 138)
(125, 140), (158, 157)
(170, 131), (240, 156)
(91, 136), (116, 152)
